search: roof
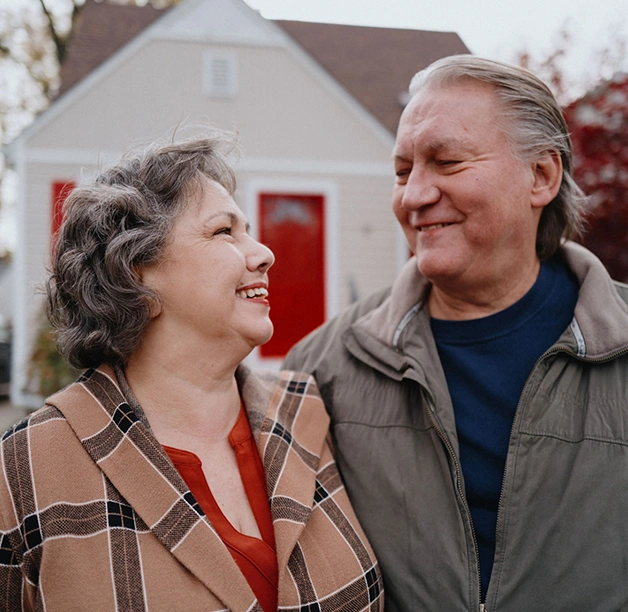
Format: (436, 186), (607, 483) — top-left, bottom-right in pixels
(57, 0), (470, 133)
(276, 21), (469, 132)
(57, 0), (168, 98)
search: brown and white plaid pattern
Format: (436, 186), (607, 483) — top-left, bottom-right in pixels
(0, 365), (383, 611)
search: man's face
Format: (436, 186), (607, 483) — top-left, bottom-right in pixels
(392, 81), (546, 306)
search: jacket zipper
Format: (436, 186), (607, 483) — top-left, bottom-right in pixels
(490, 342), (628, 610)
(421, 343), (628, 612)
(420, 386), (483, 611)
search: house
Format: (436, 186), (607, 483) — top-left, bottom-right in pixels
(5, 0), (468, 407)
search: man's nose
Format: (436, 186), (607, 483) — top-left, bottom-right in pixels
(401, 168), (441, 210)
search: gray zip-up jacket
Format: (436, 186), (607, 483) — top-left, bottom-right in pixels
(285, 242), (628, 612)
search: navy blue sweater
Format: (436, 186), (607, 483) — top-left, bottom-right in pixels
(430, 257), (579, 600)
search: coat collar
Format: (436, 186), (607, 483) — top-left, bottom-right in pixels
(47, 364), (328, 607)
(345, 241), (628, 369)
(236, 366), (329, 573)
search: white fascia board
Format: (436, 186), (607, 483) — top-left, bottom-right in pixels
(12, 0), (395, 157)
(157, 0), (282, 46)
(24, 148), (393, 177)
(157, 0), (396, 149)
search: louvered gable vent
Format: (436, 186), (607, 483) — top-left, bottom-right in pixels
(203, 49), (238, 98)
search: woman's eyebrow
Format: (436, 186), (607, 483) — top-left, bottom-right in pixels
(202, 211), (238, 225)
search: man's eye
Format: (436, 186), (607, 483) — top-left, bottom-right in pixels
(437, 160), (460, 167)
(215, 227), (232, 236)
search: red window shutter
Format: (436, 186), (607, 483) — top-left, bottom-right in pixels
(51, 181), (76, 239)
(258, 193), (326, 358)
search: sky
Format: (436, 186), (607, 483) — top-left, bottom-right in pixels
(244, 0), (628, 94)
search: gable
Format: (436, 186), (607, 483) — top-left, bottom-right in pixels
(13, 0), (470, 154)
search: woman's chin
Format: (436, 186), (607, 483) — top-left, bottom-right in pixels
(246, 323), (274, 351)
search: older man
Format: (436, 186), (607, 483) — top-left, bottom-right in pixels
(285, 55), (628, 611)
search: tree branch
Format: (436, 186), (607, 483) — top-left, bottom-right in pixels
(36, 0), (65, 65)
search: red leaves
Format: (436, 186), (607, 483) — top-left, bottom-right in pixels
(563, 74), (628, 281)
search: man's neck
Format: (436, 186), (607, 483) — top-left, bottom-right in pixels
(428, 259), (542, 321)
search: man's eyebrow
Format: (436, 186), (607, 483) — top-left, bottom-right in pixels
(392, 152), (409, 162)
(427, 138), (472, 153)
(392, 138), (473, 161)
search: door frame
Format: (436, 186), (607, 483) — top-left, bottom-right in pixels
(243, 177), (339, 369)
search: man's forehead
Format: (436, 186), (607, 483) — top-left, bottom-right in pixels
(400, 80), (498, 120)
(393, 82), (500, 155)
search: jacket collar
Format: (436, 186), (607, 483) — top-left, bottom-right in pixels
(48, 365), (329, 608)
(560, 241), (628, 359)
(47, 365), (256, 610)
(345, 241), (628, 371)
(236, 366), (329, 573)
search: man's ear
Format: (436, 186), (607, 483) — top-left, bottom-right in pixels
(531, 150), (563, 209)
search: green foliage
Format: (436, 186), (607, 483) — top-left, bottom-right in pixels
(26, 310), (79, 397)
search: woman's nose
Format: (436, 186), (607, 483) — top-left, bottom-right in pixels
(248, 237), (274, 272)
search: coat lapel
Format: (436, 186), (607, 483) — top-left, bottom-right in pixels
(238, 367), (329, 573)
(48, 366), (257, 611)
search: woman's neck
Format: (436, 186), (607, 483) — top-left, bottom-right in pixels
(124, 346), (242, 448)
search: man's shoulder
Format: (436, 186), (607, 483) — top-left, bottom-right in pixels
(285, 286), (391, 373)
(612, 279), (628, 305)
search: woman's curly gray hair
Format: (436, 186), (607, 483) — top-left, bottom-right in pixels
(409, 55), (588, 260)
(46, 134), (237, 370)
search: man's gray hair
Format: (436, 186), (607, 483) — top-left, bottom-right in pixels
(46, 133), (237, 370)
(409, 54), (587, 260)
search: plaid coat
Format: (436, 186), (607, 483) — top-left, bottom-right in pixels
(0, 366), (383, 611)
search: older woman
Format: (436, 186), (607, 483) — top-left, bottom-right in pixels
(0, 135), (383, 611)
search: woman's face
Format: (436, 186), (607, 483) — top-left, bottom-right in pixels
(141, 178), (275, 355)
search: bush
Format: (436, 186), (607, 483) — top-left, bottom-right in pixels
(26, 310), (80, 398)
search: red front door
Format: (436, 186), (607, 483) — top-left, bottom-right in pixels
(258, 193), (325, 358)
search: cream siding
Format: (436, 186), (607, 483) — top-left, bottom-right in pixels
(30, 41), (392, 162)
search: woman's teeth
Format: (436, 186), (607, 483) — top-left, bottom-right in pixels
(236, 287), (269, 299)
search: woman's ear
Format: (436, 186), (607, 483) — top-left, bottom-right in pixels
(145, 292), (162, 319)
(136, 266), (162, 319)
(530, 150), (563, 209)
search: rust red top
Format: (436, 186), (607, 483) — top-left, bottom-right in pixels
(164, 404), (278, 612)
